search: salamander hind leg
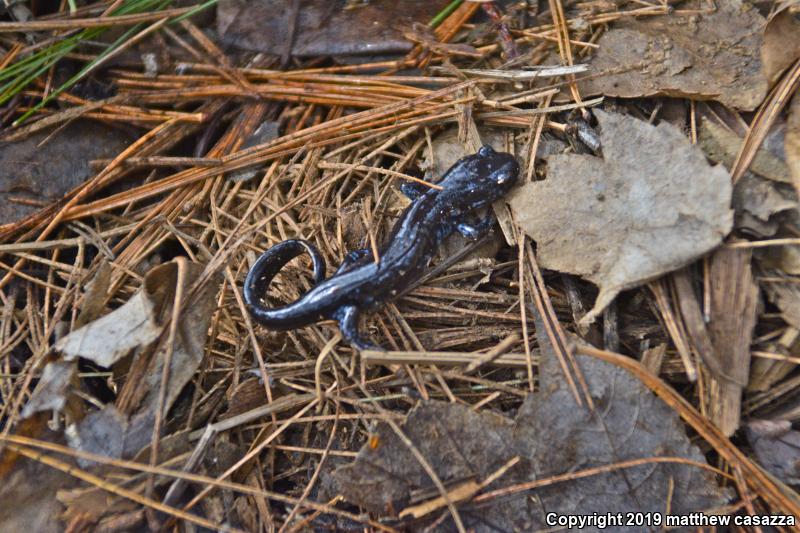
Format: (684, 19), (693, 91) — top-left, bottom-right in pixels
(333, 305), (379, 351)
(334, 248), (372, 276)
(456, 215), (496, 240)
(400, 180), (428, 200)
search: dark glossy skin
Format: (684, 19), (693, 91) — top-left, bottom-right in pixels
(243, 145), (520, 350)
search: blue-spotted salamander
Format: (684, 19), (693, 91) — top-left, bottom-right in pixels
(243, 145), (520, 350)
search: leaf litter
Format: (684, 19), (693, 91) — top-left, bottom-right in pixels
(57, 259), (221, 460)
(335, 333), (728, 532)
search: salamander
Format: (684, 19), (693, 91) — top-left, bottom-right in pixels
(243, 145), (520, 350)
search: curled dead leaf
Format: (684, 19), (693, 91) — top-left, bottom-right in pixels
(762, 1), (800, 85)
(57, 259), (222, 460)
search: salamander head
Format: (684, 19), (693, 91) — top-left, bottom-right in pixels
(438, 145), (520, 206)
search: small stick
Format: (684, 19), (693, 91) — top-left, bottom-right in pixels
(361, 348), (533, 369)
(465, 332), (521, 374)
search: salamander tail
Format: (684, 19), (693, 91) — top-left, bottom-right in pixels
(243, 239), (326, 328)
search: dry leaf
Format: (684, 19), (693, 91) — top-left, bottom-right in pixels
(699, 119), (791, 184)
(56, 283), (162, 367)
(57, 484), (133, 527)
(20, 360), (76, 419)
(698, 119), (797, 236)
(581, 1), (767, 111)
(65, 406), (128, 466)
(0, 444), (75, 533)
(788, 88), (800, 193)
(746, 419), (800, 484)
(509, 110), (733, 324)
(334, 402), (519, 524)
(762, 1), (800, 84)
(733, 174), (797, 236)
(0, 120), (133, 226)
(62, 260), (221, 459)
(513, 351), (729, 530)
(776, 244), (800, 275)
(751, 269), (800, 392)
(75, 260), (112, 328)
(218, 0), (441, 57)
(334, 354), (728, 531)
(228, 121), (280, 182)
(763, 272), (800, 330)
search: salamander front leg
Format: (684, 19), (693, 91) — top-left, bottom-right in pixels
(456, 215), (496, 240)
(334, 305), (378, 351)
(335, 248), (372, 276)
(400, 181), (428, 200)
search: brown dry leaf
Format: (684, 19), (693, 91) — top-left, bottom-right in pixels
(61, 260), (221, 459)
(763, 271), (800, 330)
(699, 119), (791, 184)
(788, 88), (800, 191)
(56, 280), (162, 367)
(698, 119), (797, 236)
(228, 121), (280, 183)
(0, 120), (133, 226)
(334, 402), (518, 524)
(745, 419), (800, 484)
(57, 485), (126, 527)
(334, 354), (727, 531)
(221, 377), (268, 419)
(751, 267), (800, 392)
(732, 174), (797, 236)
(511, 351), (729, 530)
(762, 1), (800, 85)
(218, 0), (441, 57)
(776, 244), (800, 275)
(581, 1), (767, 111)
(20, 360), (76, 419)
(0, 444), (75, 533)
(509, 110), (733, 324)
(75, 260), (112, 328)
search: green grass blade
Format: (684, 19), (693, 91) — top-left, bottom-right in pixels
(6, 0), (218, 125)
(428, 0), (463, 28)
(14, 22), (146, 124)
